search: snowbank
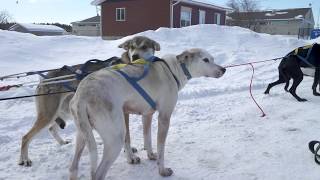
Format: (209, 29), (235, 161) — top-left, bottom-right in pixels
(0, 25), (320, 180)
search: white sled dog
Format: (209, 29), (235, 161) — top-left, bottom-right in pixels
(69, 48), (226, 180)
(18, 36), (160, 166)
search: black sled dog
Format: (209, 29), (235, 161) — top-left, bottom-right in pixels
(264, 43), (320, 102)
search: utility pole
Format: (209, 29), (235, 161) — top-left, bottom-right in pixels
(170, 0), (183, 28)
(96, 6), (102, 36)
(317, 8), (320, 29)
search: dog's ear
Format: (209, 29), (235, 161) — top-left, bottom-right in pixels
(176, 51), (194, 63)
(152, 40), (161, 51)
(118, 39), (132, 50)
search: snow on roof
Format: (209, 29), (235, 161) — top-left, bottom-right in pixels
(275, 11), (288, 15)
(229, 8), (310, 21)
(177, 0), (231, 11)
(265, 13), (275, 16)
(91, 0), (105, 5)
(15, 23), (65, 33)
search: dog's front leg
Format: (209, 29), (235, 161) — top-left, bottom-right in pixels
(313, 68), (320, 96)
(124, 113), (140, 164)
(157, 113), (173, 177)
(143, 114), (157, 160)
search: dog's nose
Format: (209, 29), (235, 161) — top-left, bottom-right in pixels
(132, 54), (140, 61)
(221, 67), (226, 74)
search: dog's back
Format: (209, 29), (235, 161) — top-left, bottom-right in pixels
(36, 57), (123, 127)
(284, 44), (320, 68)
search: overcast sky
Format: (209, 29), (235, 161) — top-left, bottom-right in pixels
(1, 0), (320, 27)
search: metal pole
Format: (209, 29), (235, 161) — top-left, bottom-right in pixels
(317, 8), (320, 29)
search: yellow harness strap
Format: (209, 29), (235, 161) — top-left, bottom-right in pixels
(294, 44), (314, 55)
(111, 59), (148, 70)
(303, 44), (313, 49)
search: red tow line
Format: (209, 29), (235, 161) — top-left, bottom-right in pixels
(0, 85), (22, 92)
(224, 57), (283, 117)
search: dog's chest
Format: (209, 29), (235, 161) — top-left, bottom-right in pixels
(123, 101), (155, 115)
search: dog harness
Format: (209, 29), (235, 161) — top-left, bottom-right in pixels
(291, 43), (317, 68)
(113, 56), (192, 110)
(33, 57), (123, 92)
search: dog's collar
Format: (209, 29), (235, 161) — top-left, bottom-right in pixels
(143, 55), (157, 62)
(180, 63), (192, 80)
(153, 58), (181, 89)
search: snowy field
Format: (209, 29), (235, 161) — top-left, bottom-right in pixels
(0, 25), (320, 180)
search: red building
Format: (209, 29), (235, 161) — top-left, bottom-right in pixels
(91, 0), (231, 39)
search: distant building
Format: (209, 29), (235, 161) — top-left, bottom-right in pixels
(228, 8), (315, 38)
(91, 0), (231, 39)
(9, 23), (66, 36)
(71, 15), (101, 36)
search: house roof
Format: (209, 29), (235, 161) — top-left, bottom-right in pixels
(9, 23), (65, 32)
(177, 0), (232, 11)
(71, 15), (100, 24)
(228, 8), (312, 21)
(91, 0), (105, 5)
(91, 0), (232, 11)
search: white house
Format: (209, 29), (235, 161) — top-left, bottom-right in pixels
(9, 23), (66, 36)
(228, 8), (314, 38)
(71, 16), (101, 36)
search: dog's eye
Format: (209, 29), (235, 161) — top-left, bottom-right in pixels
(141, 45), (147, 50)
(203, 58), (209, 63)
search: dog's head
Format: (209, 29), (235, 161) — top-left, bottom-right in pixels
(118, 36), (160, 63)
(176, 48), (226, 78)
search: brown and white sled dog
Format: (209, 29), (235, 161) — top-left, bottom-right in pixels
(69, 48), (226, 180)
(19, 36), (161, 166)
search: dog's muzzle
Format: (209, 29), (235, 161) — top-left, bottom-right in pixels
(217, 67), (226, 78)
(132, 54), (140, 61)
(221, 67), (226, 74)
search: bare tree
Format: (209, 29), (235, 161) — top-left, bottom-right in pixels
(227, 0), (241, 12)
(0, 10), (13, 23)
(227, 0), (261, 31)
(227, 0), (259, 12)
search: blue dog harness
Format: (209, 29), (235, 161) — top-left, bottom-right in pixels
(291, 43), (317, 68)
(116, 56), (157, 109)
(115, 56), (192, 110)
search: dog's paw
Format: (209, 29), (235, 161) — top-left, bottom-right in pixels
(264, 91), (269, 94)
(63, 140), (71, 145)
(58, 139), (71, 145)
(313, 92), (320, 96)
(147, 152), (157, 160)
(159, 168), (173, 177)
(123, 147), (138, 153)
(127, 155), (141, 164)
(18, 159), (32, 167)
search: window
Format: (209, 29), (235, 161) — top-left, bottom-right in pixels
(180, 7), (192, 27)
(199, 10), (206, 24)
(116, 8), (126, 21)
(271, 20), (289, 25)
(214, 13), (221, 25)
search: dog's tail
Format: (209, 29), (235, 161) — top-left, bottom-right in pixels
(73, 102), (98, 179)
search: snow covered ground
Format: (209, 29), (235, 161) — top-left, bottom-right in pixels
(0, 25), (320, 180)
